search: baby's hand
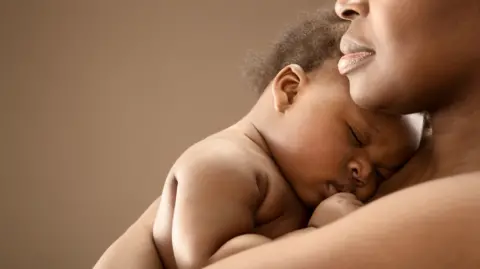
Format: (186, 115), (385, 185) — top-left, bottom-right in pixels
(308, 193), (363, 228)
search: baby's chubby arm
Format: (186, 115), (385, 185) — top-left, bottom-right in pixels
(209, 234), (271, 263)
(153, 154), (269, 269)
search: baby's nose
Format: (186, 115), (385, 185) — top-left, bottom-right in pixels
(348, 158), (373, 187)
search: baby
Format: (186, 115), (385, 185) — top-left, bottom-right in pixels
(153, 10), (422, 269)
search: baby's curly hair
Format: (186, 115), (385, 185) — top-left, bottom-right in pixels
(244, 10), (349, 94)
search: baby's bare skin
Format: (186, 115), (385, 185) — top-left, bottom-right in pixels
(276, 193), (364, 242)
(153, 129), (309, 269)
(152, 62), (421, 269)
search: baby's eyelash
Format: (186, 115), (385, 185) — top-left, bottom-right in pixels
(349, 126), (364, 147)
(375, 169), (387, 182)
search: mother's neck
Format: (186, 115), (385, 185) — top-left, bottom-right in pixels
(376, 81), (480, 198)
(430, 80), (480, 179)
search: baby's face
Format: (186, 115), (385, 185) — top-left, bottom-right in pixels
(271, 60), (421, 207)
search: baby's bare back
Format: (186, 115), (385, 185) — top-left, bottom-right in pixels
(154, 130), (308, 269)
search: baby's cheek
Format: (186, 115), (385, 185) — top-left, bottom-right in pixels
(294, 184), (324, 208)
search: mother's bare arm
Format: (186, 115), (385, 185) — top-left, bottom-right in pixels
(204, 172), (480, 269)
(93, 197), (162, 269)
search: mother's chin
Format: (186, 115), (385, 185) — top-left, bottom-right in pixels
(346, 69), (427, 116)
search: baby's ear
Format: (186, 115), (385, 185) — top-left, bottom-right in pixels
(271, 64), (307, 113)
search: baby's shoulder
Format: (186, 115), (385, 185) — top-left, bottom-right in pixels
(172, 134), (267, 185)
(179, 135), (251, 164)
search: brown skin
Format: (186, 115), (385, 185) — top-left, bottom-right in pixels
(205, 172), (480, 269)
(263, 61), (419, 206)
(336, 0), (480, 115)
(94, 0), (480, 267)
(201, 1), (480, 268)
(144, 60), (420, 269)
(93, 61), (420, 269)
(335, 0), (480, 179)
(308, 192), (363, 228)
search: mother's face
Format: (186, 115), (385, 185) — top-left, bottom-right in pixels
(334, 0), (480, 114)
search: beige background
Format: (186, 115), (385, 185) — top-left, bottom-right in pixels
(0, 1), (333, 268)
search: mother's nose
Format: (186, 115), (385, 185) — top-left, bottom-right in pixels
(335, 0), (369, 21)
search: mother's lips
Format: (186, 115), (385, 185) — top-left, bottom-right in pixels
(338, 36), (376, 75)
(338, 51), (374, 75)
(339, 35), (375, 55)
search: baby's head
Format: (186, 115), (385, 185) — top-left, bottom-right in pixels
(247, 10), (423, 207)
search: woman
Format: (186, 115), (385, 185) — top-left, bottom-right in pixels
(202, 0), (480, 268)
(94, 0), (480, 268)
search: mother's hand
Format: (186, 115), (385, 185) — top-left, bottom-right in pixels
(308, 192), (363, 228)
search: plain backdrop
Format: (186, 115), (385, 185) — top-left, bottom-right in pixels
(0, 1), (333, 268)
